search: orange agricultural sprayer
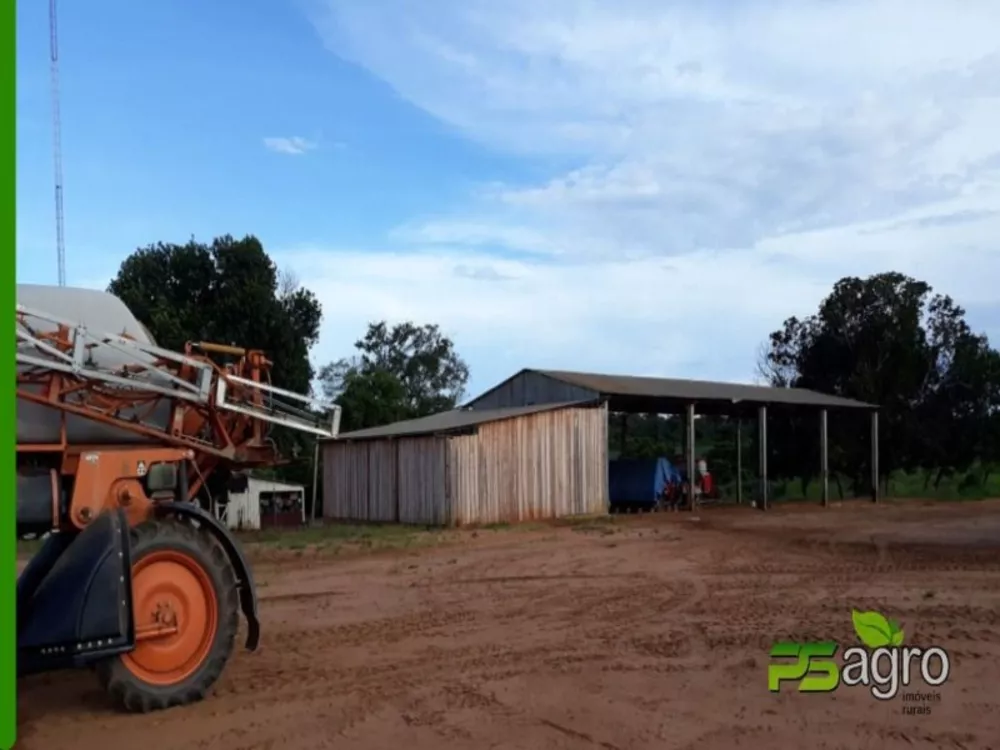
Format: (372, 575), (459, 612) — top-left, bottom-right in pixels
(15, 284), (341, 712)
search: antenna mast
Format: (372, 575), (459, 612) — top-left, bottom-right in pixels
(49, 0), (66, 287)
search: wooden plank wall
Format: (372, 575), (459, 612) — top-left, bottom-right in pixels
(322, 440), (370, 520)
(397, 437), (448, 525)
(445, 436), (480, 523)
(322, 404), (608, 526)
(367, 441), (398, 522)
(322, 436), (446, 524)
(448, 403), (608, 524)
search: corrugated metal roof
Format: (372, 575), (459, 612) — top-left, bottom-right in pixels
(246, 478), (305, 493)
(531, 369), (875, 409)
(328, 400), (594, 441)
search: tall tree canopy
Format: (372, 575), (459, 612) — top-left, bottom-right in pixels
(319, 321), (470, 432)
(108, 234), (322, 393)
(759, 272), (1000, 487)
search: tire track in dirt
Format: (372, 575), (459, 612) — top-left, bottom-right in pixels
(257, 590), (345, 604)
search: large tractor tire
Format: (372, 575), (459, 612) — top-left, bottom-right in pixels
(96, 519), (239, 712)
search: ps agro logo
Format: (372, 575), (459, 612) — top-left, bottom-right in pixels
(768, 609), (950, 712)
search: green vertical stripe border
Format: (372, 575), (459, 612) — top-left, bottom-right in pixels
(1, 0), (16, 747)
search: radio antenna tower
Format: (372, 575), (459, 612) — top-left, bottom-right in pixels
(49, 0), (66, 286)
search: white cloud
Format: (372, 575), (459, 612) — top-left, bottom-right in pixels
(263, 136), (318, 156)
(277, 199), (1000, 395)
(275, 244), (795, 394)
(288, 2), (999, 392)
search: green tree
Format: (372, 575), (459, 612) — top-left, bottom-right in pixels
(759, 272), (1000, 491)
(319, 321), (470, 432)
(108, 234), (322, 393)
(921, 331), (1000, 487)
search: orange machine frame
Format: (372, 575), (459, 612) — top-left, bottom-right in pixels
(17, 314), (303, 530)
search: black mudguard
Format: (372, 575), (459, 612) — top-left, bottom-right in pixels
(154, 502), (260, 651)
(17, 509), (134, 675)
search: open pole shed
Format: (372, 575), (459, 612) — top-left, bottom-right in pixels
(465, 369), (879, 510)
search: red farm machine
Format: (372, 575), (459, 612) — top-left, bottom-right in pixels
(15, 284), (341, 712)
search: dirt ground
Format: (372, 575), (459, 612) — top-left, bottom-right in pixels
(16, 499), (1000, 750)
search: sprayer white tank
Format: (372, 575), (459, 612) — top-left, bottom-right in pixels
(17, 284), (173, 445)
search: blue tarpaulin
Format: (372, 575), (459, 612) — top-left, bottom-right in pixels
(608, 457), (683, 508)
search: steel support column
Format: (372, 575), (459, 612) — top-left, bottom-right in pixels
(758, 405), (768, 510)
(686, 403), (697, 510)
(736, 418), (743, 504)
(871, 410), (880, 503)
(820, 408), (829, 507)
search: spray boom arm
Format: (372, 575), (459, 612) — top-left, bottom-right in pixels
(16, 303), (342, 464)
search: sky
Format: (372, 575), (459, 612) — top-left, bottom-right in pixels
(16, 0), (1000, 399)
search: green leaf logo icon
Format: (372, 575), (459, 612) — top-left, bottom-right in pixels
(852, 609), (904, 648)
(889, 619), (905, 646)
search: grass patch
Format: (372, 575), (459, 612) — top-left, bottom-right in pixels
(15, 523), (450, 562)
(238, 521), (451, 553)
(564, 518), (620, 536)
(481, 522), (513, 531)
(477, 520), (551, 533)
(472, 514), (616, 534)
(744, 467), (1000, 504)
(550, 513), (616, 528)
(17, 513), (624, 564)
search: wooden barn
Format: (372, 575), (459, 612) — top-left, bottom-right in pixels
(320, 401), (608, 526)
